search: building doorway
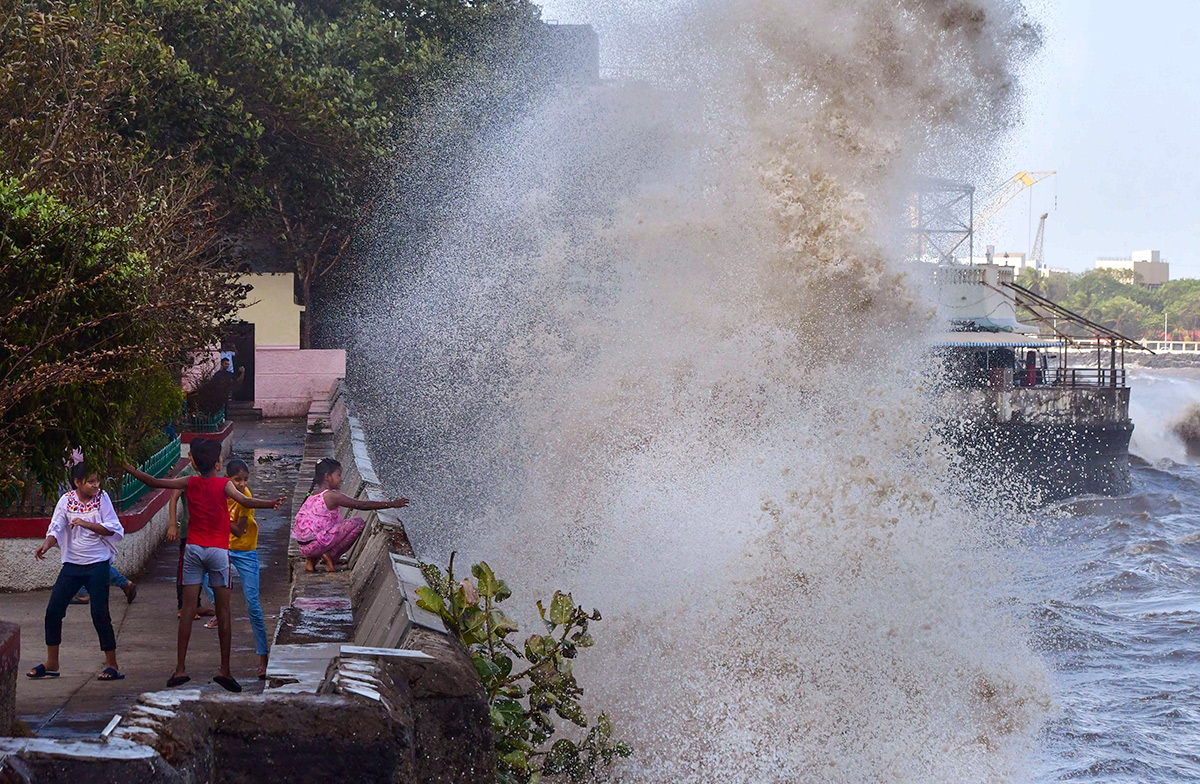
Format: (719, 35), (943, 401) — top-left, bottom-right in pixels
(224, 322), (255, 403)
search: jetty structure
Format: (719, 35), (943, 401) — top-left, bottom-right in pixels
(930, 263), (1148, 500)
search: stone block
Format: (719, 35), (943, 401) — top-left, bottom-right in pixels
(0, 622), (17, 736)
(0, 738), (177, 783)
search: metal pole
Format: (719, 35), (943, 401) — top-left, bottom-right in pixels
(1111, 338), (1117, 389)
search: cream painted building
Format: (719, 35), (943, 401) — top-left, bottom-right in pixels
(237, 273), (304, 347)
(1096, 250), (1170, 288)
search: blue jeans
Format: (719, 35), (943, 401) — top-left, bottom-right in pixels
(75, 565), (128, 599)
(48, 561), (115, 650)
(229, 549), (268, 656)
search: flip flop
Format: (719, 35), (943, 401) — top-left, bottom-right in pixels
(167, 674), (191, 688)
(69, 596), (90, 605)
(98, 667), (124, 681)
(26, 664), (59, 679)
(204, 617), (218, 629)
(213, 675), (242, 693)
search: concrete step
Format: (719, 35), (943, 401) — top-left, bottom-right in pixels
(228, 401), (263, 421)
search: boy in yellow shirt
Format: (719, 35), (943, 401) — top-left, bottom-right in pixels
(224, 459), (269, 678)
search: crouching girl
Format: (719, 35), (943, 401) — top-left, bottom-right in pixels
(292, 459), (408, 573)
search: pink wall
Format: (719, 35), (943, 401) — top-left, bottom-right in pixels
(255, 347), (346, 418)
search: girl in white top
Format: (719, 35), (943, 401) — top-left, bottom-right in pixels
(27, 463), (126, 681)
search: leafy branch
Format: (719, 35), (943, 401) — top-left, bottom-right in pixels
(417, 553), (631, 784)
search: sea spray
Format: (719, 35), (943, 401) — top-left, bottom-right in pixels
(347, 0), (1050, 779)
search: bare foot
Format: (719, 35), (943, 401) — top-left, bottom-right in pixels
(304, 558), (317, 573)
(197, 607), (214, 617)
(322, 554), (337, 573)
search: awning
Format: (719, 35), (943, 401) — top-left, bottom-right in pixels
(930, 332), (1064, 349)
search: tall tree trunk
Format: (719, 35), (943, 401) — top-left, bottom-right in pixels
(301, 271), (313, 349)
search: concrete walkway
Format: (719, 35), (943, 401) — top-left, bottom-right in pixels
(8, 420), (304, 738)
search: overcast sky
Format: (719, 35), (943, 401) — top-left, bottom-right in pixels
(537, 0), (1200, 278)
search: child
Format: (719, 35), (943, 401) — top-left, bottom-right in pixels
(125, 438), (281, 693)
(223, 459), (270, 678)
(27, 462), (125, 682)
(167, 463), (215, 620)
(292, 458), (408, 573)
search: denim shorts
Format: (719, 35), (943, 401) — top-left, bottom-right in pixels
(182, 543), (230, 588)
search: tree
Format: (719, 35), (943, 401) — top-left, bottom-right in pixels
(138, 0), (546, 346)
(1094, 296), (1153, 337)
(0, 1), (245, 489)
(0, 179), (243, 490)
(1165, 289), (1200, 333)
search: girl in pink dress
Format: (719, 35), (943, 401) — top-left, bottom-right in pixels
(292, 458), (409, 573)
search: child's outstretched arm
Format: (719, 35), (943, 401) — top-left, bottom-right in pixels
(124, 463), (190, 490)
(324, 491), (409, 512)
(225, 481), (283, 509)
(38, 497), (68, 559)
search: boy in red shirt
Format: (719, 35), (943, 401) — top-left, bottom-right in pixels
(126, 438), (281, 692)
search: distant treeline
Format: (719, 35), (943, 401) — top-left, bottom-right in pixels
(0, 0), (543, 487)
(1015, 268), (1200, 340)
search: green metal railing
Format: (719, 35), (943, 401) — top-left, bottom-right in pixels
(183, 406), (227, 434)
(0, 483), (54, 518)
(113, 436), (182, 511)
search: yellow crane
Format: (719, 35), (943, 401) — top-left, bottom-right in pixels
(975, 171), (1056, 231)
(1030, 212), (1049, 270)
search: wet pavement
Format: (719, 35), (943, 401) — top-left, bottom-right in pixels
(8, 420), (304, 738)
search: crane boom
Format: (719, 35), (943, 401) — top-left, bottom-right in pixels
(974, 171), (1056, 229)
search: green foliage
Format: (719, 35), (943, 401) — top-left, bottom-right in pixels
(1014, 268), (1200, 339)
(0, 0), (547, 484)
(418, 554), (632, 784)
(131, 0), (547, 344)
(0, 177), (218, 490)
(0, 1), (246, 490)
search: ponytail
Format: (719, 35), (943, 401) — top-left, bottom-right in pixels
(309, 458), (342, 495)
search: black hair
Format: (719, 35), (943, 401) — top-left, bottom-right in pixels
(308, 458), (342, 494)
(70, 461), (97, 486)
(191, 438), (222, 473)
(226, 458), (249, 477)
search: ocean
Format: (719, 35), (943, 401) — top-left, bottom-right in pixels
(1034, 366), (1200, 781)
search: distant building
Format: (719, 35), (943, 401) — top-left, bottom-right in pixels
(1096, 250), (1169, 288)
